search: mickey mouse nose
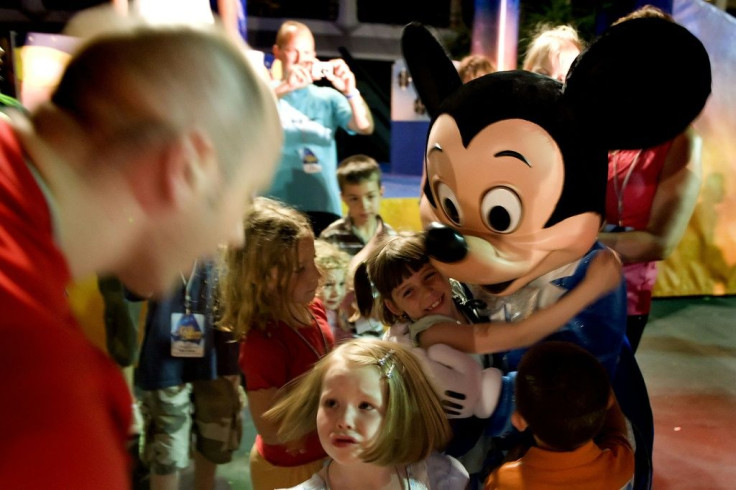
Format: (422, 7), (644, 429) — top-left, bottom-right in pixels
(425, 223), (468, 263)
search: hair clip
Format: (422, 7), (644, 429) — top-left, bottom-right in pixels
(376, 350), (396, 379)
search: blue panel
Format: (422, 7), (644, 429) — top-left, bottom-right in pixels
(636, 0), (673, 13)
(390, 120), (430, 176)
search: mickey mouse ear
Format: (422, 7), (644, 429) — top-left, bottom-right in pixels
(401, 22), (463, 120)
(564, 17), (711, 150)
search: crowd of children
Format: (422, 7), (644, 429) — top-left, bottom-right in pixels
(3, 4), (697, 490)
(139, 153), (632, 489)
(210, 13), (648, 488)
(110, 136), (637, 489)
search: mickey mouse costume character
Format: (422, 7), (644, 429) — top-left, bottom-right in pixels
(402, 18), (711, 489)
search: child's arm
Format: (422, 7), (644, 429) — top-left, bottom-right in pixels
(252, 388), (311, 454)
(247, 388), (283, 445)
(418, 248), (622, 353)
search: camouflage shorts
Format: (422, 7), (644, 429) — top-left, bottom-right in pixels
(139, 375), (245, 474)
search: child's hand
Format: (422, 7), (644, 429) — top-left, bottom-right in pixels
(582, 248), (622, 294)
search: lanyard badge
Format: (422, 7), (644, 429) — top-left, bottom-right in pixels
(171, 261), (205, 357)
(171, 312), (205, 357)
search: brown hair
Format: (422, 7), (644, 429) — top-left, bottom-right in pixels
(265, 338), (451, 466)
(457, 53), (496, 83)
(516, 341), (610, 451)
(613, 5), (674, 25)
(336, 154), (382, 191)
(354, 233), (429, 325)
(218, 197), (315, 339)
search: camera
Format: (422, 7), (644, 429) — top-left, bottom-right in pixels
(311, 61), (334, 80)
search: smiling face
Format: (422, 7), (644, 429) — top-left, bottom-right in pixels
(316, 359), (386, 465)
(384, 263), (458, 322)
(422, 114), (600, 295)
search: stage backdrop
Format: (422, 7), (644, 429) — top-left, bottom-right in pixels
(654, 0), (736, 296)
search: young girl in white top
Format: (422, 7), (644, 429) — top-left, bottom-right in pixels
(266, 337), (469, 489)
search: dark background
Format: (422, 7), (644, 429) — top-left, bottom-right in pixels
(2, 0), (733, 167)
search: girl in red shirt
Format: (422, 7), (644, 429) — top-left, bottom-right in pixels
(219, 197), (335, 490)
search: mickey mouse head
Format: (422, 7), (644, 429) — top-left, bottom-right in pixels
(402, 18), (710, 296)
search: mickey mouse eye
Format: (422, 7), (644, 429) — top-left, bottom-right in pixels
(481, 186), (522, 233)
(436, 183), (463, 226)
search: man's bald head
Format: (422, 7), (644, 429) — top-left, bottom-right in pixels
(51, 22), (279, 179)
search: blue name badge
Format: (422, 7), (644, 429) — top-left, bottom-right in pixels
(171, 313), (205, 358)
(300, 147), (322, 174)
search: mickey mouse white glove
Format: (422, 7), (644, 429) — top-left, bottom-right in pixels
(426, 344), (503, 419)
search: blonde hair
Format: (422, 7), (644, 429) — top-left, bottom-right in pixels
(315, 239), (351, 276)
(265, 338), (451, 466)
(275, 20), (312, 48)
(522, 24), (584, 72)
(218, 197), (314, 339)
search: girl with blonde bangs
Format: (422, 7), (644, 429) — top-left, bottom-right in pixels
(267, 338), (468, 489)
(219, 197), (335, 490)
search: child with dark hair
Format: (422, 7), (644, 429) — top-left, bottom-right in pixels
(356, 233), (621, 358)
(485, 341), (634, 489)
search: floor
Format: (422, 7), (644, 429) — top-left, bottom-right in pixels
(176, 295), (736, 490)
(638, 296), (736, 489)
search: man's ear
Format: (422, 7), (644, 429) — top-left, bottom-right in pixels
(380, 185), (385, 197)
(511, 411), (528, 432)
(384, 298), (403, 317)
(162, 128), (216, 208)
(130, 129), (216, 213)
